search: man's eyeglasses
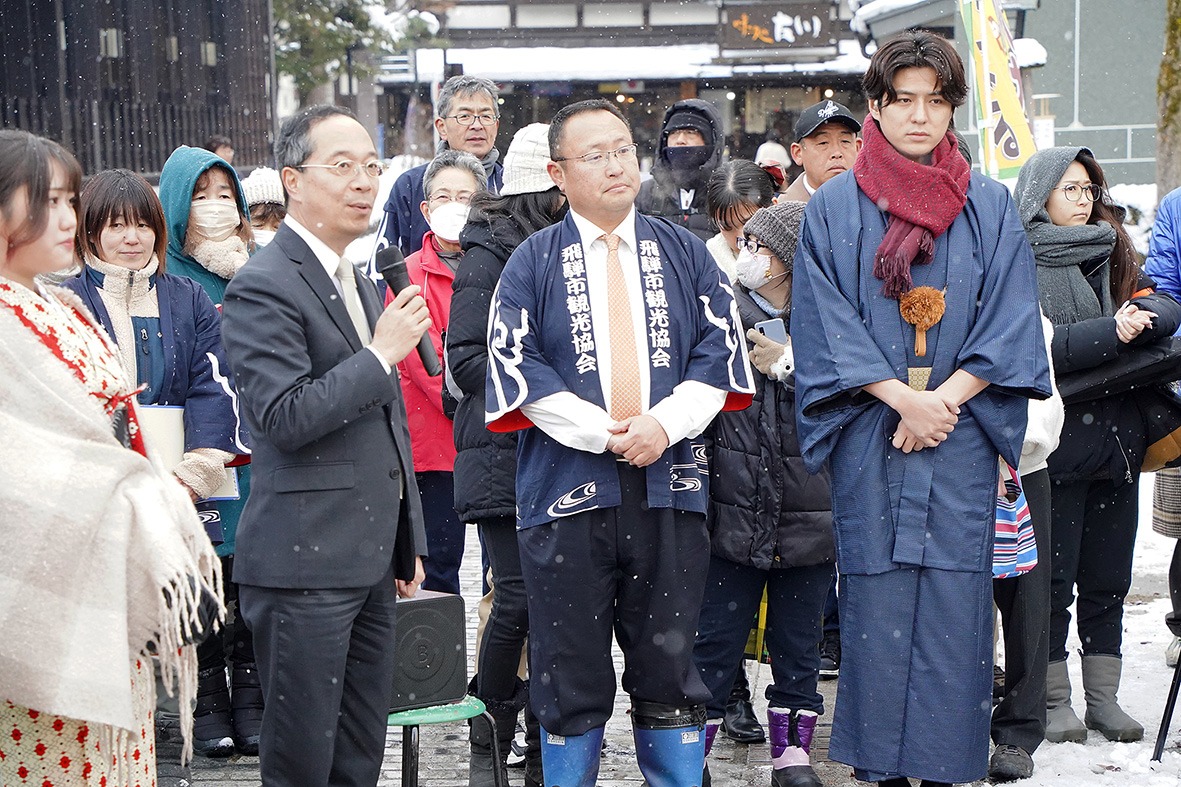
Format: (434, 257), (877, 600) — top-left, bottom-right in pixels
(739, 237), (772, 255)
(1054, 183), (1103, 203)
(553, 144), (639, 169)
(442, 113), (500, 127)
(297, 160), (385, 178)
(428, 192), (473, 206)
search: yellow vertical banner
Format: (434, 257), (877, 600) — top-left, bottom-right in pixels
(959, 0), (1038, 181)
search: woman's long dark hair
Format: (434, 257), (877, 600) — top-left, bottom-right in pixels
(468, 186), (566, 238)
(1075, 150), (1140, 304)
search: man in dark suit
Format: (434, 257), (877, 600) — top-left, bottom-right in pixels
(221, 104), (429, 787)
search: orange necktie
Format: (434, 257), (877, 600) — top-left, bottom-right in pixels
(602, 233), (642, 420)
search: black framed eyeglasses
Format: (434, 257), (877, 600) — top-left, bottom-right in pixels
(1054, 183), (1103, 203)
(739, 237), (772, 255)
(442, 113), (500, 127)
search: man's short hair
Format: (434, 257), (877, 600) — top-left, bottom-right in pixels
(274, 105), (359, 174)
(437, 75), (500, 119)
(204, 134), (232, 153)
(423, 149), (489, 198)
(548, 99), (629, 160)
(862, 29), (967, 109)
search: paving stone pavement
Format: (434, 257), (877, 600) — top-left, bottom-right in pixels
(182, 527), (919, 787)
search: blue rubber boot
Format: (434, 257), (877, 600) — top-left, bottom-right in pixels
(539, 725), (604, 787)
(631, 700), (708, 787)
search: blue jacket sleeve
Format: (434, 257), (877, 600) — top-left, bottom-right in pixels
(1145, 189), (1181, 306)
(178, 281), (250, 455)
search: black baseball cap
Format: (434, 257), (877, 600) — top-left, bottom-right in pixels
(794, 100), (862, 142)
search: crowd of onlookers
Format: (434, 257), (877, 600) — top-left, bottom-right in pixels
(6, 25), (1181, 787)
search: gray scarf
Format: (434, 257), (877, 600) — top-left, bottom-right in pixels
(1014, 145), (1119, 326)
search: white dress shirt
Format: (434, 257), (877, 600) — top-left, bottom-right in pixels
(285, 217), (391, 374)
(520, 207), (727, 453)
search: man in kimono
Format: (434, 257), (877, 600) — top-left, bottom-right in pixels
(485, 98), (753, 787)
(790, 31), (1051, 787)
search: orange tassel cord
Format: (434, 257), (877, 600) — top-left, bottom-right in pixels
(898, 286), (946, 357)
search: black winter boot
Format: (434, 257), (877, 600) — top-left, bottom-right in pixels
(230, 663), (264, 756)
(470, 677), (527, 787)
(193, 665), (234, 758)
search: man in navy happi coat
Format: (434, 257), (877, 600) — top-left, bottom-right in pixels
(486, 98), (753, 787)
(790, 32), (1051, 787)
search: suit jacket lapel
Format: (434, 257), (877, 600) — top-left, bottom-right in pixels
(275, 227), (363, 352)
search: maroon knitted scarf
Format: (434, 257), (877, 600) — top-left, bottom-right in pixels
(853, 118), (971, 298)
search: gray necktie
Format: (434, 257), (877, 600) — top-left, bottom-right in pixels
(335, 257), (372, 344)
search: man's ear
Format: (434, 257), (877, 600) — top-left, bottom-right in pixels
(868, 99), (882, 122)
(790, 142), (805, 167)
(434, 116), (449, 143)
(419, 200), (431, 223)
(547, 161), (565, 193)
(280, 166), (301, 203)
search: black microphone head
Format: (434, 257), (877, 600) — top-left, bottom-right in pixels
(374, 244), (406, 276)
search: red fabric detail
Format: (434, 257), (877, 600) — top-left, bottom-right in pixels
(51, 721), (63, 733)
(853, 119), (970, 298)
(722, 391), (754, 412)
(487, 410), (535, 433)
(33, 743), (45, 757)
(1132, 287), (1154, 299)
(390, 233), (459, 471)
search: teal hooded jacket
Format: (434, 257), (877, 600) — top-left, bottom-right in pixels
(158, 145), (252, 556)
(158, 145), (250, 308)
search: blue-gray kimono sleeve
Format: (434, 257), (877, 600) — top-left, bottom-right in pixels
(791, 191), (898, 474)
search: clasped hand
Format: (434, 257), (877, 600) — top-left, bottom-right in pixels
(892, 389), (959, 453)
(1114, 302), (1156, 344)
(606, 414), (669, 467)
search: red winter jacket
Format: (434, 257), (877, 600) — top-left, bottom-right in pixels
(388, 232), (457, 472)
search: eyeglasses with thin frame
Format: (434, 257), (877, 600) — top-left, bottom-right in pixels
(442, 113), (500, 127)
(1054, 183), (1103, 203)
(428, 192), (474, 207)
(739, 237), (772, 255)
(297, 160), (385, 178)
(553, 144), (639, 169)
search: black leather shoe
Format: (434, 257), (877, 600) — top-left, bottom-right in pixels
(722, 697), (765, 743)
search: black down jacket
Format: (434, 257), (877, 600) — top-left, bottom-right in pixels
(706, 288), (835, 569)
(447, 215), (522, 522)
(1047, 270), (1181, 483)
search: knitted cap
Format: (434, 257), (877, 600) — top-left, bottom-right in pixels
(500, 123), (554, 196)
(241, 167), (285, 208)
(743, 201), (807, 270)
(664, 110), (714, 148)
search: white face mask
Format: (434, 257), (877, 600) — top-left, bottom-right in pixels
(252, 228), (276, 247)
(189, 201), (241, 243)
(735, 247), (777, 290)
(428, 202), (470, 243)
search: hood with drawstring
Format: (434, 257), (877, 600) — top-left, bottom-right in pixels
(636, 98), (725, 242)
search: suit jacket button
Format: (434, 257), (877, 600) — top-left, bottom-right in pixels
(389, 469), (399, 480)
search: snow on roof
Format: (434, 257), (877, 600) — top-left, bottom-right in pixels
(850, 0), (932, 35)
(1012, 37), (1047, 68)
(399, 39), (870, 84)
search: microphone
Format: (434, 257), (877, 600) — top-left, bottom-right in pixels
(375, 245), (441, 377)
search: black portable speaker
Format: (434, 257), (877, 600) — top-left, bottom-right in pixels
(389, 590), (469, 712)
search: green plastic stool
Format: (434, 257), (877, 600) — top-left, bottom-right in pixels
(388, 694), (504, 787)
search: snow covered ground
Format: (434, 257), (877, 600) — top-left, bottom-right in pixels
(1011, 474), (1181, 786)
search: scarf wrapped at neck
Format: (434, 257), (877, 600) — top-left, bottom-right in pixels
(853, 118), (971, 298)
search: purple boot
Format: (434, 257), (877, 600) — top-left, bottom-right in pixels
(702, 721), (720, 787)
(767, 709), (821, 787)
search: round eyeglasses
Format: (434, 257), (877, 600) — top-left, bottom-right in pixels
(297, 160), (385, 178)
(1054, 183), (1103, 203)
(739, 237), (772, 255)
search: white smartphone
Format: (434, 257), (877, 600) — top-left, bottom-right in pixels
(754, 317), (788, 343)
